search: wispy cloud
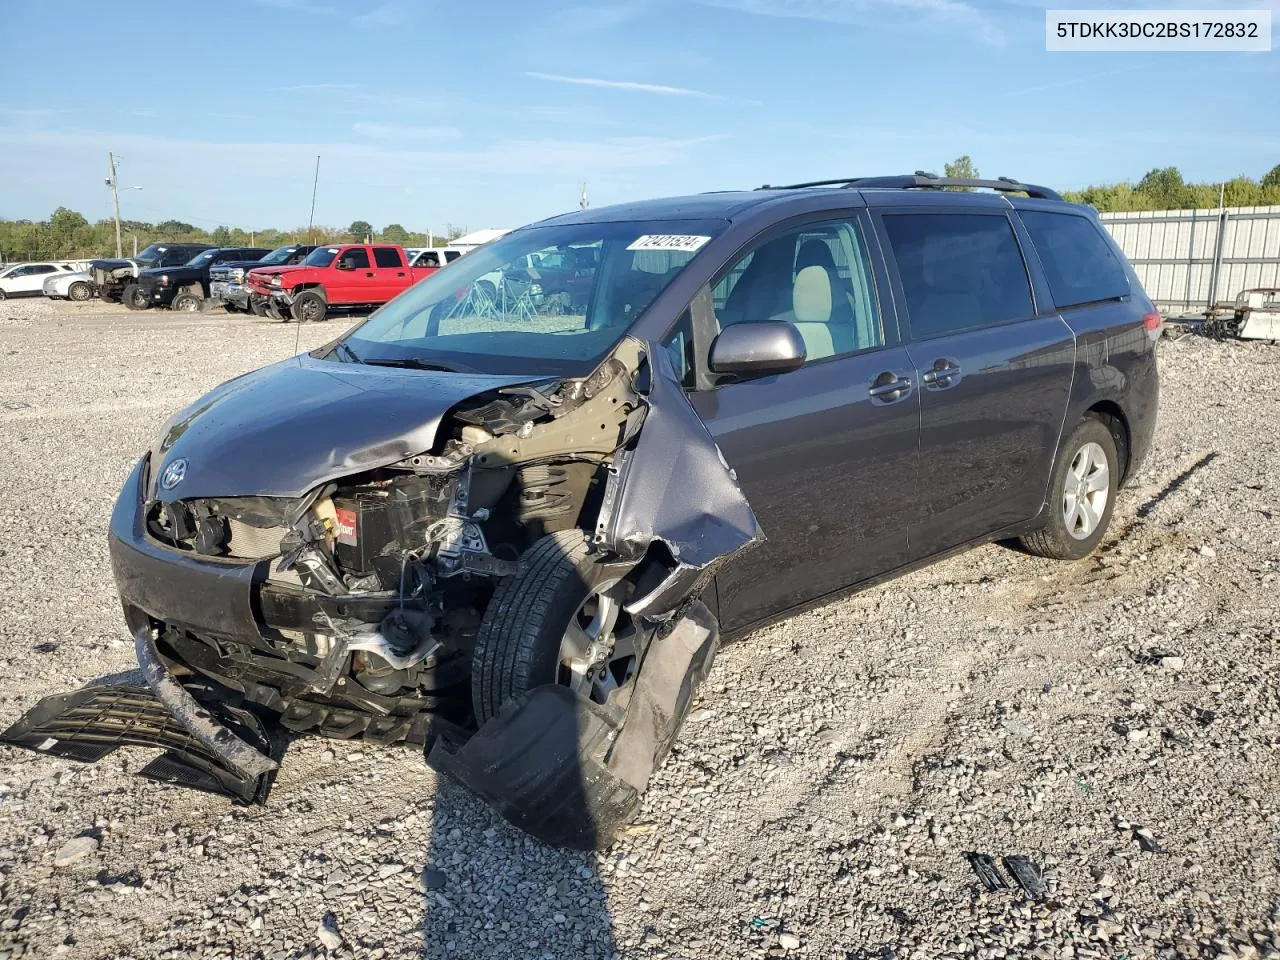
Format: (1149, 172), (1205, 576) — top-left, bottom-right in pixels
(253, 0), (336, 13)
(359, 2), (410, 25)
(353, 122), (463, 141)
(270, 82), (362, 93)
(525, 72), (722, 98)
(697, 0), (1004, 46)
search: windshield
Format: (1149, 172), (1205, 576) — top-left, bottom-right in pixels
(133, 243), (167, 263)
(303, 247), (339, 267)
(341, 219), (723, 376)
(184, 250), (217, 266)
(259, 245), (300, 265)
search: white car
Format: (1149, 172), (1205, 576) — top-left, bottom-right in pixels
(43, 269), (96, 302)
(0, 262), (83, 299)
(409, 246), (466, 268)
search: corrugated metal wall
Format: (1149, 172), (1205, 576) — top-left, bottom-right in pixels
(1099, 205), (1280, 316)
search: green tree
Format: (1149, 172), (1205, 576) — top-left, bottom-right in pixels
(210, 225), (233, 246)
(1262, 163), (1280, 190)
(349, 220), (374, 242)
(381, 223), (409, 244)
(1135, 167), (1191, 209)
(944, 155), (979, 190)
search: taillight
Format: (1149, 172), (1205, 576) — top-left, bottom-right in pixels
(1142, 312), (1162, 331)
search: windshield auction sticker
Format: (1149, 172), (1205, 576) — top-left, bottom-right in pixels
(1047, 9), (1270, 50)
(627, 235), (712, 252)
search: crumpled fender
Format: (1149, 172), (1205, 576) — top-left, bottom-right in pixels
(595, 340), (763, 620)
(427, 600), (719, 849)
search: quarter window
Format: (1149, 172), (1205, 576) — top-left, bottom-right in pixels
(710, 218), (881, 362)
(1020, 211), (1130, 309)
(373, 247), (402, 268)
(883, 213), (1033, 339)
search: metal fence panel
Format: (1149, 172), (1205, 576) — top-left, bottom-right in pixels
(1100, 205), (1280, 316)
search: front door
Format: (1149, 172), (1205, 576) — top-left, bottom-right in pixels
(686, 214), (921, 632)
(876, 208), (1075, 558)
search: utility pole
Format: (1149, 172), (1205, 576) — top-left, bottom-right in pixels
(307, 155), (321, 243)
(106, 152), (123, 258)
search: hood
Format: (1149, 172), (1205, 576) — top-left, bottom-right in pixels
(148, 354), (540, 503)
(214, 258), (274, 271)
(248, 265), (304, 279)
(140, 264), (198, 279)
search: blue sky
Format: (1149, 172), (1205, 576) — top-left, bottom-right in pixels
(1, 0), (1276, 234)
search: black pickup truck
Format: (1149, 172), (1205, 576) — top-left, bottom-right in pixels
(131, 247), (271, 311)
(91, 243), (214, 305)
(208, 243), (319, 313)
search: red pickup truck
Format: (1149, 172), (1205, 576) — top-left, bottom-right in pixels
(245, 243), (437, 322)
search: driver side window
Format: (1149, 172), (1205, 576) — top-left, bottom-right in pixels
(711, 218), (882, 362)
(340, 249), (370, 270)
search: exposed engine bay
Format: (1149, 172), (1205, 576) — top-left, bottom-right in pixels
(2, 337), (761, 847)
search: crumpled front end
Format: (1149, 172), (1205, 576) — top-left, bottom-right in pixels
(3, 338), (761, 842)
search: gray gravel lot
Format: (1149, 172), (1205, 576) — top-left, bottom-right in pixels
(1, 298), (1278, 960)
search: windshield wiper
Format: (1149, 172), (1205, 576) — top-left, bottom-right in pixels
(332, 341), (362, 363)
(360, 357), (472, 373)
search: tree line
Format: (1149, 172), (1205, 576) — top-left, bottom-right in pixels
(0, 209), (469, 263)
(944, 155), (1280, 210)
(4, 163), (1279, 262)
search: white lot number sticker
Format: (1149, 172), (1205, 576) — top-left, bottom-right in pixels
(627, 235), (711, 253)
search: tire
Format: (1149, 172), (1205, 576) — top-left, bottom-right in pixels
(0, 289), (6, 301)
(250, 298), (269, 318)
(223, 302), (242, 314)
(1019, 417), (1119, 560)
(68, 282), (92, 302)
(472, 530), (605, 724)
(292, 290), (327, 324)
(476, 279), (497, 303)
(172, 292), (203, 313)
(122, 284), (148, 310)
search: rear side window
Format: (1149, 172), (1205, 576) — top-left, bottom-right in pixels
(373, 247), (402, 268)
(883, 213), (1033, 340)
(1020, 211), (1130, 308)
(444, 250), (462, 263)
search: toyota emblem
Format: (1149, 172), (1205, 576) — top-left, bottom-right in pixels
(159, 458), (188, 491)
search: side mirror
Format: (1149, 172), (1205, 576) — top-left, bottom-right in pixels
(708, 321), (806, 378)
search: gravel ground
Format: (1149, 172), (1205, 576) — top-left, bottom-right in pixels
(1, 297), (1278, 960)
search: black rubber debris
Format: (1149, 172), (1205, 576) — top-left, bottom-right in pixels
(965, 852), (1008, 891)
(1003, 856), (1048, 900)
(0, 684), (279, 804)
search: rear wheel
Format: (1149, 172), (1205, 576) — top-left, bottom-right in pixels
(68, 281), (92, 302)
(172, 291), (203, 313)
(0, 289), (7, 301)
(122, 284), (147, 310)
(1019, 418), (1119, 560)
(292, 290), (327, 324)
(472, 530), (640, 725)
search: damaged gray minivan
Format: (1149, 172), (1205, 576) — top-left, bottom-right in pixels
(4, 174), (1160, 848)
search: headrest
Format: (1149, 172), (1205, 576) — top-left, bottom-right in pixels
(793, 265), (832, 324)
(796, 239), (836, 273)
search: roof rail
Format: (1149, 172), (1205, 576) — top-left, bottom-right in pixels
(757, 171), (1063, 202)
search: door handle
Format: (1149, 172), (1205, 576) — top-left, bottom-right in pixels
(869, 372), (912, 403)
(396, 272), (405, 277)
(922, 360), (962, 389)
(365, 272), (375, 277)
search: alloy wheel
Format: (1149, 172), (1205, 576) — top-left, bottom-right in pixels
(1062, 440), (1110, 540)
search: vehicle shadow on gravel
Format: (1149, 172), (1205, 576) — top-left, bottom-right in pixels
(420, 778), (619, 958)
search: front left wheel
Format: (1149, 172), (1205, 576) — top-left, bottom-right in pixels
(68, 281), (92, 302)
(122, 284), (147, 310)
(172, 292), (203, 313)
(292, 290), (327, 323)
(471, 530), (640, 725)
